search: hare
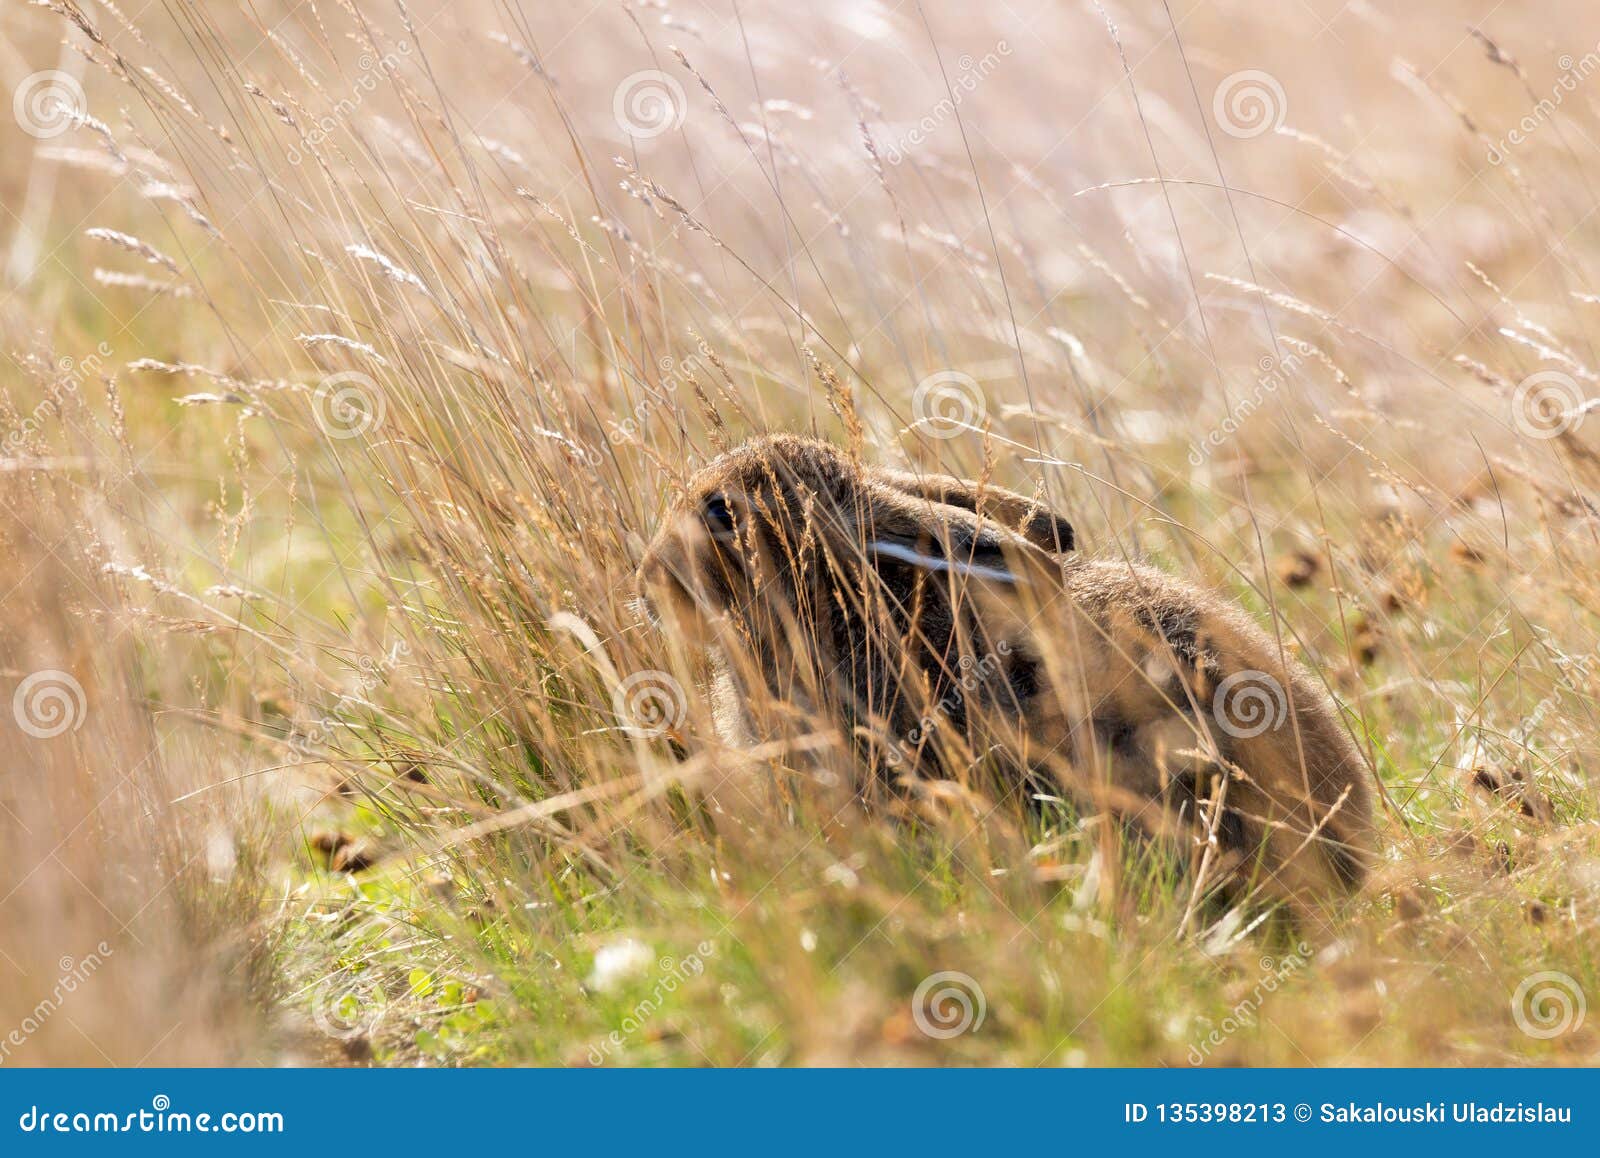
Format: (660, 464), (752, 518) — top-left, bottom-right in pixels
(637, 434), (1373, 904)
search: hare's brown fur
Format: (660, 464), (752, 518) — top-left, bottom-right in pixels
(638, 435), (1373, 903)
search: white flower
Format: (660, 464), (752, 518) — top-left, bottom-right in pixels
(587, 938), (653, 993)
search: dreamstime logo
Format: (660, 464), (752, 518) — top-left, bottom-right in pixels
(879, 41), (1012, 164)
(13, 71), (86, 139)
(911, 370), (986, 438)
(613, 71), (686, 139)
(1516, 641), (1600, 747)
(607, 341), (716, 444)
(1212, 70), (1286, 139)
(586, 940), (716, 1065)
(1488, 42), (1600, 164)
(0, 942), (114, 1065)
(886, 642), (1013, 766)
(285, 43), (411, 164)
(1187, 942), (1311, 1064)
(1511, 370), (1589, 439)
(6, 342), (113, 452)
(911, 970), (986, 1039)
(612, 670), (687, 738)
(12, 670), (87, 739)
(1188, 353), (1301, 465)
(310, 975), (389, 1041)
(1511, 971), (1586, 1039)
(283, 639), (412, 766)
(312, 371), (386, 439)
(1212, 670), (1287, 739)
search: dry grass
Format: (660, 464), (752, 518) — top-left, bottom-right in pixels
(2, 0), (1599, 1065)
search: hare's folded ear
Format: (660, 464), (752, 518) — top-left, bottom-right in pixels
(859, 487), (1057, 587)
(864, 522), (1021, 584)
(870, 467), (1075, 554)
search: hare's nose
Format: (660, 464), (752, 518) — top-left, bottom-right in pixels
(639, 534), (694, 593)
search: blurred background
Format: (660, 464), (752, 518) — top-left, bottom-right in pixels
(1, 0), (1598, 1065)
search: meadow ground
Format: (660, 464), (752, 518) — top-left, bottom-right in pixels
(1, 0), (1598, 1066)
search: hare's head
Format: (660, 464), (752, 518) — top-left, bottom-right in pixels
(637, 435), (1075, 676)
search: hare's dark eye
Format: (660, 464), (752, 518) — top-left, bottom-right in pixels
(701, 493), (736, 536)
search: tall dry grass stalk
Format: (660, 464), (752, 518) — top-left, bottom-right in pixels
(0, 458), (270, 1064)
